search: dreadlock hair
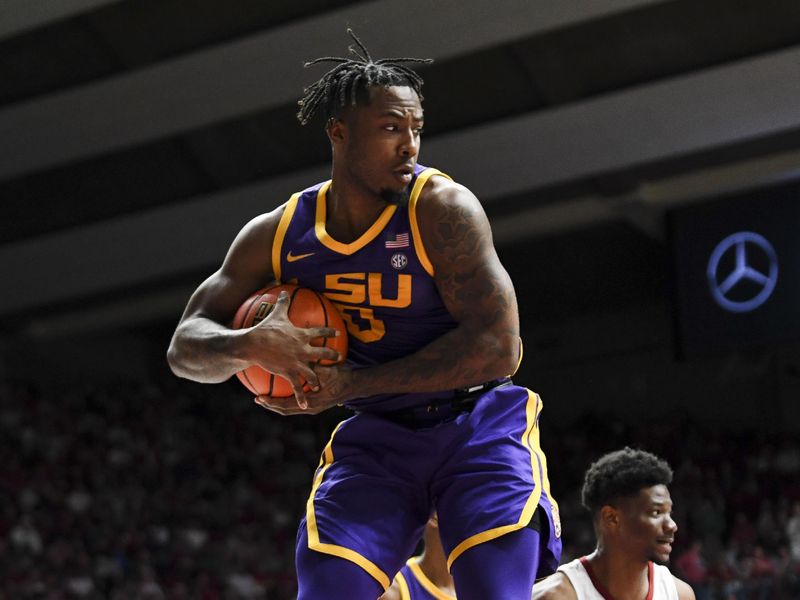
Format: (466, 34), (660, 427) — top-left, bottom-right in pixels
(297, 28), (433, 126)
(581, 447), (673, 515)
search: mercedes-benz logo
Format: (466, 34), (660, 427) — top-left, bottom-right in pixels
(707, 231), (778, 313)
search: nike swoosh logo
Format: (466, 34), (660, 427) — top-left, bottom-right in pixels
(286, 251), (315, 263)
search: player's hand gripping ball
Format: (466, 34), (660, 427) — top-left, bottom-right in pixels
(231, 283), (348, 397)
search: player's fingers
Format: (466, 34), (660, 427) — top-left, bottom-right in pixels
(270, 291), (291, 318)
(310, 347), (340, 363)
(287, 373), (312, 410)
(307, 326), (339, 339)
(254, 396), (304, 415)
(297, 365), (321, 393)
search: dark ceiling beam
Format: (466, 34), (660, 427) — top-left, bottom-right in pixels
(0, 0), (664, 181)
(0, 0), (121, 39)
(490, 147), (800, 244)
(4, 45), (800, 317)
(426, 45), (800, 200)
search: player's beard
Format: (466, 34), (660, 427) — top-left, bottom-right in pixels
(380, 185), (411, 206)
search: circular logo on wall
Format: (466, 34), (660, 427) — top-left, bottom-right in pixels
(706, 231), (778, 313)
(390, 253), (408, 270)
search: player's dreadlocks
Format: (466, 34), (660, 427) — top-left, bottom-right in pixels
(297, 28), (432, 126)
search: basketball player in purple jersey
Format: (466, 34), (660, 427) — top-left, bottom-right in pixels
(381, 514), (456, 600)
(533, 448), (695, 600)
(168, 30), (561, 599)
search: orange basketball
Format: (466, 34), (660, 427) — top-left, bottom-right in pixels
(231, 283), (348, 397)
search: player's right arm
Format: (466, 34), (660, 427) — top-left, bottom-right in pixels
(166, 208), (339, 403)
(531, 572), (577, 600)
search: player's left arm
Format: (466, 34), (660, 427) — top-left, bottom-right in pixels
(673, 576), (696, 600)
(405, 176), (520, 384)
(311, 176), (519, 405)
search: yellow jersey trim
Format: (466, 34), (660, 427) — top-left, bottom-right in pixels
(446, 390), (543, 570)
(271, 193), (300, 282)
(409, 168), (452, 277)
(408, 558), (457, 599)
(305, 421), (391, 591)
(315, 180), (398, 255)
(396, 571), (412, 600)
(530, 392), (560, 534)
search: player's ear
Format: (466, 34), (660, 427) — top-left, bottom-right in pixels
(326, 117), (346, 145)
(600, 505), (619, 531)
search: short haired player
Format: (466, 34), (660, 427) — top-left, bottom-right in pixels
(532, 448), (695, 600)
(168, 29), (561, 599)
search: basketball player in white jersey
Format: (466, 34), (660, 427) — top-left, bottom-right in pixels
(533, 448), (695, 600)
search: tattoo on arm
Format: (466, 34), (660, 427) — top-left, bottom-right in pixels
(356, 184), (519, 395)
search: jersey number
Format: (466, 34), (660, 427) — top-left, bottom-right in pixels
(324, 272), (411, 343)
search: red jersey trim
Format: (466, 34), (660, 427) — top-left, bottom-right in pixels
(579, 557), (654, 600)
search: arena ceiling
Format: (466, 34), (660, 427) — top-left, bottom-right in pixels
(2, 0), (800, 337)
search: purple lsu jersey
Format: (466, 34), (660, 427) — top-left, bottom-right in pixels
(271, 163), (458, 411)
(394, 559), (455, 600)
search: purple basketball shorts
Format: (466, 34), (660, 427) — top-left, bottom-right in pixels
(299, 384), (562, 590)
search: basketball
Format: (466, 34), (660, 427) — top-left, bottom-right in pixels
(231, 283), (348, 397)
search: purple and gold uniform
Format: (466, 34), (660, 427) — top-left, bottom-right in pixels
(273, 164), (457, 413)
(393, 558), (455, 600)
(273, 164), (562, 593)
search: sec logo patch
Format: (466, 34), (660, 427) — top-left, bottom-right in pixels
(390, 253), (408, 270)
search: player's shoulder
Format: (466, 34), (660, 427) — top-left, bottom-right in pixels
(224, 201), (291, 267)
(237, 201), (288, 238)
(652, 564), (695, 600)
(414, 166), (488, 241)
(531, 571), (578, 600)
(417, 168), (479, 210)
(671, 574), (696, 600)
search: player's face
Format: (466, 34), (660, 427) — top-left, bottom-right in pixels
(338, 85), (423, 204)
(618, 484), (677, 565)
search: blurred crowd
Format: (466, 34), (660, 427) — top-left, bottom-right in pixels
(1, 377), (799, 599)
(0, 377), (319, 599)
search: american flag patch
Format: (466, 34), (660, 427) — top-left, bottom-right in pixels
(385, 232), (410, 248)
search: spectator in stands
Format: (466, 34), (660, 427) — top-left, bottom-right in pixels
(741, 545), (778, 600)
(787, 501), (800, 563)
(675, 539), (709, 600)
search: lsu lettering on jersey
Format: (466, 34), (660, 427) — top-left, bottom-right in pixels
(393, 558), (456, 600)
(556, 557), (679, 600)
(272, 163), (458, 412)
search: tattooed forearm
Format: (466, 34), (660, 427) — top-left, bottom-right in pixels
(351, 180), (520, 397)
